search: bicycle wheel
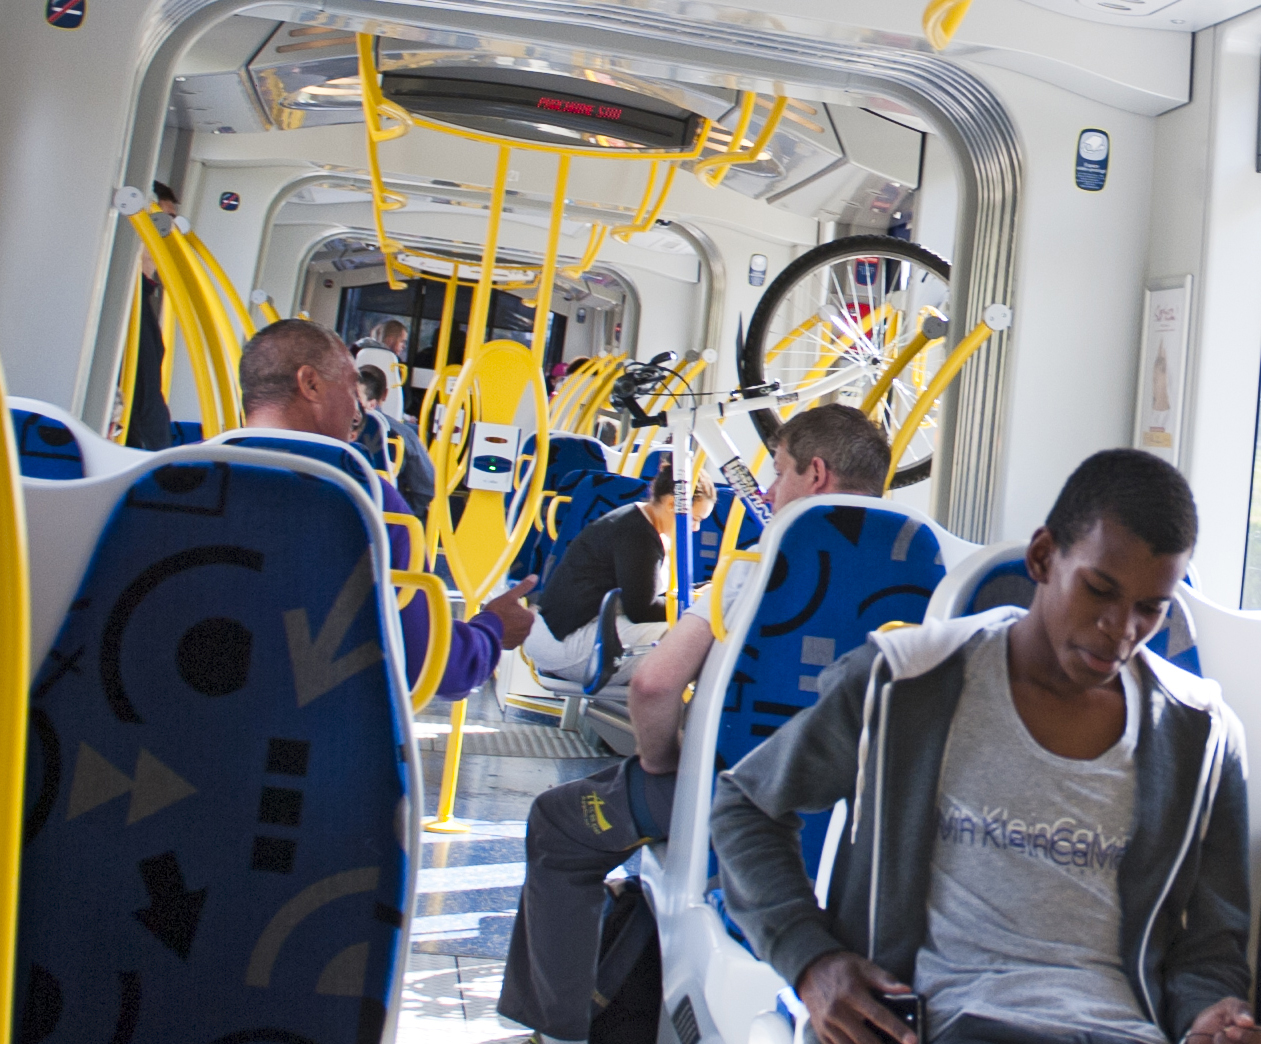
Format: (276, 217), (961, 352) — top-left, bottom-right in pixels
(741, 235), (951, 488)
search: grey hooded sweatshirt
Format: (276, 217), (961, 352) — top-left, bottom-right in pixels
(710, 608), (1250, 1043)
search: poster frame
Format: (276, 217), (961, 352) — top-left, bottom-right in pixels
(1133, 275), (1193, 466)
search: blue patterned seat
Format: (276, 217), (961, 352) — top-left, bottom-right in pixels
(695, 487), (763, 584)
(538, 473), (650, 591)
(931, 542), (1202, 675)
(17, 447), (415, 1043)
(714, 501), (948, 874)
(209, 429), (382, 508)
(10, 398), (147, 479)
(12, 408), (84, 479)
(508, 433), (610, 582)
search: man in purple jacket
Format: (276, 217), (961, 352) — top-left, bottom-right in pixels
(239, 319), (535, 696)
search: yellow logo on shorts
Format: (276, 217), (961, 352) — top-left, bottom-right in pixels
(581, 792), (613, 834)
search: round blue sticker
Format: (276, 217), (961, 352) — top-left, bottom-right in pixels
(219, 192), (241, 212)
(1076, 130), (1109, 192)
(46, 0), (85, 29)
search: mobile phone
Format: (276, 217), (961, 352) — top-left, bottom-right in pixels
(864, 991), (922, 1044)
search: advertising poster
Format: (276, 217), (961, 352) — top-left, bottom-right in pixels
(1133, 277), (1192, 465)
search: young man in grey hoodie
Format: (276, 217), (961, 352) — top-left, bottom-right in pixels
(712, 450), (1252, 1044)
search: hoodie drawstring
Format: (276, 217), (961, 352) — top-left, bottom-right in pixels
(851, 652), (885, 844)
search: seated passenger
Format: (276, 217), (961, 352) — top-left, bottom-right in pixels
(711, 450), (1251, 1044)
(357, 363), (435, 521)
(239, 319), (535, 698)
(498, 405), (890, 1044)
(523, 465), (717, 686)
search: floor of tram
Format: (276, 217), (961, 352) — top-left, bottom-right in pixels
(401, 684), (621, 1044)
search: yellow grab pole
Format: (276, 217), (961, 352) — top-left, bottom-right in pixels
(164, 228), (243, 429)
(548, 355), (601, 428)
(160, 294), (176, 399)
(697, 92), (756, 189)
(466, 147), (512, 361)
(560, 224), (607, 281)
(186, 229), (256, 340)
(356, 33), (412, 290)
(695, 95), (788, 188)
(418, 273), (459, 451)
(129, 212), (223, 436)
(528, 153), (569, 367)
(860, 330), (937, 419)
(252, 293), (283, 326)
(115, 270), (143, 444)
(884, 307), (1010, 491)
(0, 349), (30, 1044)
(923, 0), (972, 50)
(428, 697), (469, 832)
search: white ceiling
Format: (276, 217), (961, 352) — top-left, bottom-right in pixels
(1020, 0), (1261, 31)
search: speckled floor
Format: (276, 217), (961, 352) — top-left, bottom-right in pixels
(396, 685), (620, 1044)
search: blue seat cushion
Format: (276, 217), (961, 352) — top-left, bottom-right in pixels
(222, 435), (377, 501)
(13, 409), (85, 480)
(18, 461), (410, 1042)
(169, 421), (204, 447)
(539, 473), (650, 589)
(717, 505), (945, 875)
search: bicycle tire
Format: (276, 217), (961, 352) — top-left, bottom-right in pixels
(740, 235), (951, 489)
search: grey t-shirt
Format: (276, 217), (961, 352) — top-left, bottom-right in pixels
(913, 623), (1166, 1044)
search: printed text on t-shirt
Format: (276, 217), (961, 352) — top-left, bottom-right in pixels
(936, 802), (1129, 871)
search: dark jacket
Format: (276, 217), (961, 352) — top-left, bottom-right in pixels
(711, 608), (1250, 1043)
(126, 275), (172, 451)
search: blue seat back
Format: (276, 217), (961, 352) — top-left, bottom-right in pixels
(18, 459), (411, 1041)
(169, 421), (204, 446)
(539, 473), (650, 589)
(13, 408), (85, 479)
(963, 552), (1202, 675)
(221, 434), (378, 503)
(718, 504), (947, 875)
(696, 487), (763, 584)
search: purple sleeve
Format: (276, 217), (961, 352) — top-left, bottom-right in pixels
(382, 483), (504, 697)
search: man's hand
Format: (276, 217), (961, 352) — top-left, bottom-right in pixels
(1186, 998), (1256, 1044)
(484, 576), (537, 650)
(797, 951), (916, 1044)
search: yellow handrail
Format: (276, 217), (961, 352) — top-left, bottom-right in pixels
(529, 153), (569, 365)
(253, 294), (283, 326)
(356, 33), (413, 290)
(0, 349), (31, 1044)
(611, 163), (678, 241)
(560, 224), (608, 281)
(570, 359), (626, 436)
(386, 434), (404, 482)
(710, 549), (761, 644)
(554, 355), (613, 431)
(115, 270), (143, 444)
(417, 273), (460, 449)
(160, 295), (176, 399)
(695, 95), (788, 187)
(128, 211), (223, 436)
(884, 315), (1002, 490)
(923, 0), (972, 50)
(390, 570), (452, 713)
(384, 510), (424, 610)
(548, 356), (603, 428)
(860, 317), (944, 420)
(186, 229), (256, 340)
(546, 494), (572, 539)
(466, 147), (512, 361)
(696, 92), (756, 189)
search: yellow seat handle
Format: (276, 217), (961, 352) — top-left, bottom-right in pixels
(383, 511), (425, 610)
(546, 495), (573, 540)
(710, 549), (762, 644)
(390, 570), (452, 713)
(386, 434), (404, 481)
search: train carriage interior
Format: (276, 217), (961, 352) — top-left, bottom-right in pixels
(9, 0), (1261, 1040)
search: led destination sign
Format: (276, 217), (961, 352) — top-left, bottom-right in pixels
(382, 71), (703, 150)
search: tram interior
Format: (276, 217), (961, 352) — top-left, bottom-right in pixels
(11, 0), (1261, 1041)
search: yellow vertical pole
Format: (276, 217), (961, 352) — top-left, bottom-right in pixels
(465, 146), (512, 361)
(426, 146), (513, 835)
(418, 272), (460, 454)
(529, 153), (569, 367)
(0, 350), (31, 1044)
(160, 295), (176, 399)
(115, 271), (143, 444)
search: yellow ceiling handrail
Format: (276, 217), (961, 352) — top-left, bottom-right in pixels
(695, 95), (788, 187)
(357, 33), (413, 290)
(923, 0), (973, 50)
(0, 346), (31, 1044)
(186, 229), (256, 341)
(610, 162), (678, 242)
(530, 153), (569, 365)
(696, 91), (756, 189)
(560, 224), (608, 281)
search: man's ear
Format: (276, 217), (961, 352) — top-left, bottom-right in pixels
(808, 456), (830, 494)
(1026, 527), (1058, 584)
(294, 364), (322, 403)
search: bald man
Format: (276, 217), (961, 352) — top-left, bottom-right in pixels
(239, 319), (535, 697)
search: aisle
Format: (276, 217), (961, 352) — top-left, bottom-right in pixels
(396, 687), (619, 1044)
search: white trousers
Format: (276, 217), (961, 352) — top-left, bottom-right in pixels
(524, 611), (668, 686)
